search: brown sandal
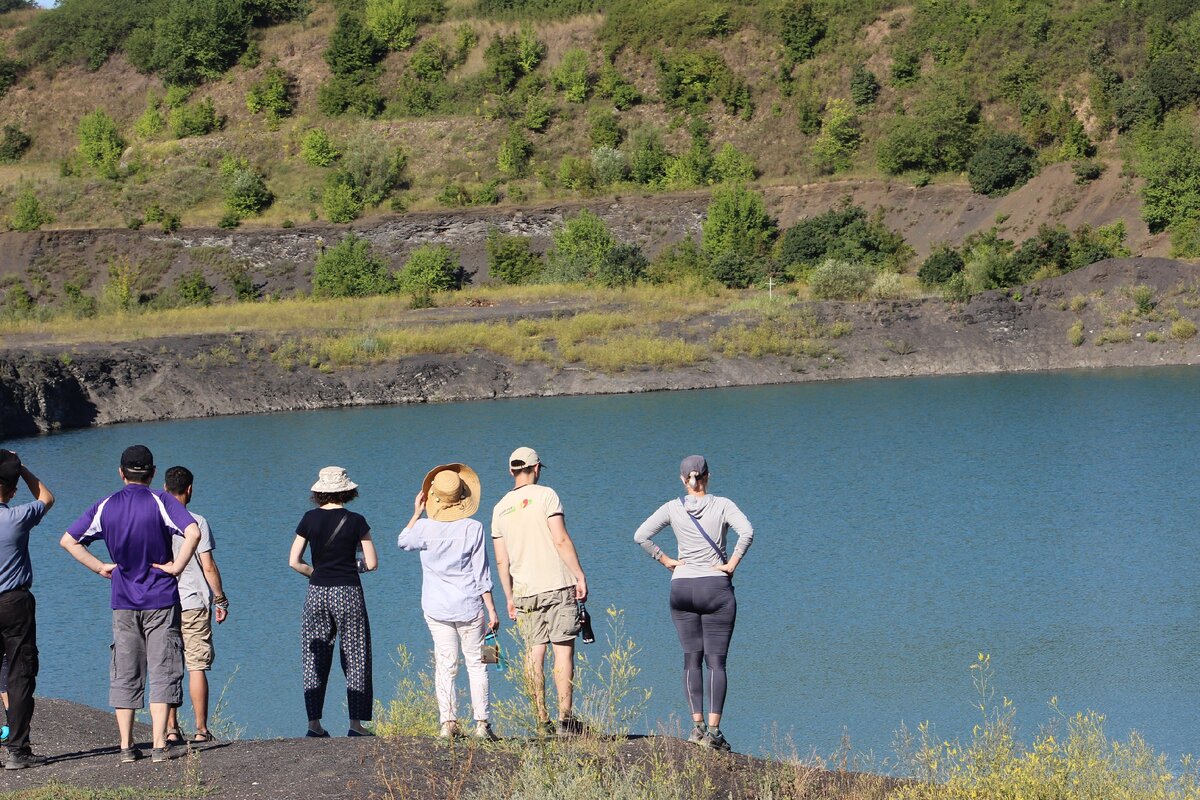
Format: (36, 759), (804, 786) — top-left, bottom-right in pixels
(191, 731), (215, 743)
(165, 727), (185, 747)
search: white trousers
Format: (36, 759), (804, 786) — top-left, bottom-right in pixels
(424, 612), (490, 723)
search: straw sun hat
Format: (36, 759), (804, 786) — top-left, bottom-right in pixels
(421, 463), (481, 523)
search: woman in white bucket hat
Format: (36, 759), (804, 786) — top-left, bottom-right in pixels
(288, 466), (378, 738)
(397, 463), (500, 740)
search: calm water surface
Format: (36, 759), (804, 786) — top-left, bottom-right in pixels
(9, 368), (1200, 758)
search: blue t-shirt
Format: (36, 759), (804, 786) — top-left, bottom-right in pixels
(66, 484), (196, 610)
(0, 500), (48, 593)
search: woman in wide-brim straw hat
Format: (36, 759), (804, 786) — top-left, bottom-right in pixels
(288, 466), (378, 738)
(397, 463), (500, 740)
(632, 455), (754, 753)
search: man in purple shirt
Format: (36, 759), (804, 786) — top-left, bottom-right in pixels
(59, 445), (200, 764)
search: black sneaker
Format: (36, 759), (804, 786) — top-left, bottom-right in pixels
(4, 749), (47, 770)
(687, 724), (707, 745)
(119, 747), (144, 764)
(557, 716), (586, 737)
(700, 729), (732, 752)
(151, 747), (169, 763)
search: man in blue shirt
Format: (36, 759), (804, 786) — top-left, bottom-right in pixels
(60, 445), (200, 764)
(0, 449), (55, 770)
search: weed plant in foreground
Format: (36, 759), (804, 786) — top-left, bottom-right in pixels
(892, 654), (1200, 800)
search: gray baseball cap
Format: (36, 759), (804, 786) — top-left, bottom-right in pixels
(680, 455), (708, 479)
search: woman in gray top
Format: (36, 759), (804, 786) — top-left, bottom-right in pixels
(633, 455), (753, 752)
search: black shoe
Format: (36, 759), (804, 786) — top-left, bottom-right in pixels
(700, 729), (732, 752)
(119, 747), (144, 764)
(4, 749), (47, 770)
(305, 729), (330, 738)
(151, 747), (169, 763)
(557, 716), (586, 737)
(537, 719), (557, 738)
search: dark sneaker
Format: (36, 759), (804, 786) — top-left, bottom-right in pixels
(687, 725), (707, 745)
(537, 719), (557, 738)
(347, 729), (375, 738)
(119, 747), (144, 764)
(700, 729), (732, 752)
(557, 716), (586, 737)
(151, 748), (169, 763)
(4, 749), (47, 770)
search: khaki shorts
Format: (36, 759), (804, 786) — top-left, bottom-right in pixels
(514, 587), (580, 646)
(181, 607), (215, 671)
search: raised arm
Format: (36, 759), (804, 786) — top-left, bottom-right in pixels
(548, 515), (587, 602)
(20, 465), (54, 511)
(396, 492), (428, 551)
(288, 534), (313, 578)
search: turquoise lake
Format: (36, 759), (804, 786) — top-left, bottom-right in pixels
(9, 367), (1200, 760)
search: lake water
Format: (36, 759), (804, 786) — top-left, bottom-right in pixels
(8, 368), (1200, 760)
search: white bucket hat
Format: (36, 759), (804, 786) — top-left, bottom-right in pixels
(311, 466), (358, 493)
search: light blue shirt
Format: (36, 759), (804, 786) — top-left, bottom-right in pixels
(397, 517), (493, 623)
(0, 500), (47, 593)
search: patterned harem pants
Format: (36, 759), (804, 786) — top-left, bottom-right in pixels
(301, 584), (373, 722)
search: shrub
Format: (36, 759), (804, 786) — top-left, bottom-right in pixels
(849, 65), (879, 108)
(629, 127), (669, 185)
(337, 135), (408, 206)
(407, 38), (451, 82)
(326, 12), (386, 78)
(644, 237), (713, 285)
(497, 126), (532, 177)
(521, 93), (553, 132)
(313, 234), (392, 297)
(246, 66), (295, 127)
(1068, 319), (1085, 346)
(1114, 79), (1161, 132)
(1171, 318), (1198, 341)
(967, 133), (1036, 197)
(149, 0), (249, 86)
(76, 110), (126, 180)
(365, 0), (445, 50)
(1073, 160), (1104, 184)
(590, 146), (626, 186)
(594, 242), (647, 287)
(0, 124), (31, 164)
(5, 189), (53, 232)
(550, 47), (590, 103)
(169, 98), (221, 138)
(486, 228), (542, 285)
(164, 84), (192, 109)
(890, 49), (920, 86)
(322, 179), (362, 223)
(588, 108), (622, 148)
(808, 258), (874, 300)
(134, 102), (165, 139)
(1136, 114), (1200, 252)
(871, 271), (906, 299)
(877, 81), (979, 174)
(557, 155), (596, 191)
(483, 30), (542, 91)
(397, 244), (460, 295)
(0, 53), (21, 100)
(317, 75), (385, 117)
(702, 183), (776, 259)
(711, 142), (755, 182)
(657, 50), (729, 114)
(779, 2), (823, 63)
(545, 209), (614, 282)
(918, 246), (965, 286)
(224, 168), (273, 218)
(710, 250), (765, 289)
(811, 99), (860, 174)
(595, 65), (640, 109)
(175, 268), (214, 306)
(301, 129), (340, 167)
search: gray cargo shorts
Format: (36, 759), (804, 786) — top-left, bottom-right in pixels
(110, 606), (184, 709)
(514, 587), (580, 646)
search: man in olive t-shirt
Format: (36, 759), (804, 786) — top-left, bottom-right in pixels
(491, 447), (587, 735)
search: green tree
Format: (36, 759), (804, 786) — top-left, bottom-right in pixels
(336, 135), (407, 206)
(168, 97), (220, 138)
(918, 246), (965, 286)
(325, 12), (385, 79)
(1136, 113), (1200, 255)
(486, 228), (543, 285)
(76, 110), (125, 179)
(550, 47), (590, 103)
(497, 125), (532, 177)
(365, 0), (445, 50)
(588, 108), (622, 148)
(313, 234), (392, 297)
(811, 98), (860, 174)
(0, 52), (21, 100)
(629, 127), (669, 185)
(808, 258), (874, 299)
(701, 183), (776, 259)
(175, 268), (214, 306)
(711, 142), (755, 182)
(150, 0), (250, 85)
(779, 2), (824, 63)
(850, 65), (880, 108)
(0, 124), (31, 164)
(224, 167), (273, 218)
(595, 242), (647, 287)
(967, 133), (1036, 197)
(545, 209), (615, 282)
(397, 244), (460, 294)
(5, 189), (52, 232)
(323, 178), (363, 223)
(877, 82), (979, 175)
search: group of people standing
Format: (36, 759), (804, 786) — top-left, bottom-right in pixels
(0, 441), (752, 770)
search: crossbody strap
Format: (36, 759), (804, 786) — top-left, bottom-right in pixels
(323, 512), (350, 551)
(679, 499), (726, 564)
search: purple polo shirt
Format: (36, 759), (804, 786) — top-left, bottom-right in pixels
(66, 483), (196, 610)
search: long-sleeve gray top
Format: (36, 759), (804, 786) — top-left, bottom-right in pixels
(633, 494), (754, 580)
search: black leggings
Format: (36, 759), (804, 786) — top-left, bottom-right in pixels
(669, 576), (736, 718)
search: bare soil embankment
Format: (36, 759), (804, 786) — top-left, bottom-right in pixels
(2, 258), (1199, 439)
(3, 699), (892, 799)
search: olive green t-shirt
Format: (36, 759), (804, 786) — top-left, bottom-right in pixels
(491, 483), (576, 598)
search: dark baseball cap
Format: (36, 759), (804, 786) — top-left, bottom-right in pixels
(679, 455), (708, 479)
(0, 450), (20, 488)
(120, 445), (155, 473)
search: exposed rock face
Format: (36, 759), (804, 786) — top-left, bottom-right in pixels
(2, 258), (1198, 439)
